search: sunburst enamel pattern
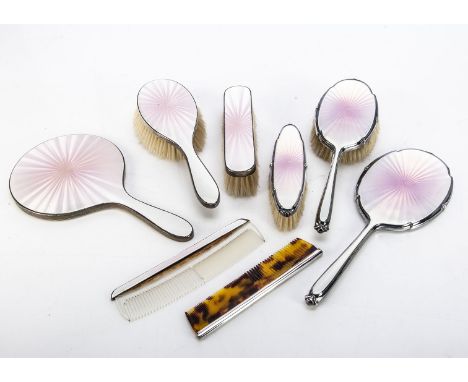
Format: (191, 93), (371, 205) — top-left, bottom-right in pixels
(357, 149), (453, 227)
(224, 86), (255, 174)
(10, 135), (124, 215)
(9, 134), (194, 241)
(305, 149), (453, 306)
(136, 79), (220, 209)
(271, 124), (306, 212)
(137, 79), (198, 148)
(317, 79), (377, 148)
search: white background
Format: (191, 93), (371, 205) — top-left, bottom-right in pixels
(0, 25), (467, 357)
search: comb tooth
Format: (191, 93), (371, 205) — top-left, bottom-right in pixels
(261, 255), (274, 265)
(185, 238), (322, 337)
(246, 266), (263, 282)
(116, 269), (204, 321)
(112, 219), (265, 321)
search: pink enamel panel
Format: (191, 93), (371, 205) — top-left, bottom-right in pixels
(224, 86), (255, 174)
(10, 134), (124, 215)
(137, 79), (198, 148)
(272, 125), (305, 210)
(358, 149), (452, 226)
(317, 79), (377, 148)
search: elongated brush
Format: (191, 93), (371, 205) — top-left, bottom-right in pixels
(269, 124), (307, 231)
(135, 79), (220, 208)
(185, 238), (322, 337)
(223, 85), (258, 197)
(312, 79), (379, 233)
(111, 219), (264, 321)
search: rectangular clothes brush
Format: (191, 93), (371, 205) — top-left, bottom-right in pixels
(111, 219), (264, 321)
(185, 238), (322, 338)
(223, 85), (258, 197)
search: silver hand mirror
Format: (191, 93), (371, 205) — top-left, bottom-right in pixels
(305, 149), (453, 305)
(9, 134), (194, 241)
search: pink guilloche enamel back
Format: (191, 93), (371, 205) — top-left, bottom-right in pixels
(9, 134), (125, 215)
(224, 86), (255, 174)
(317, 79), (377, 148)
(137, 79), (198, 148)
(357, 149), (452, 227)
(273, 125), (306, 210)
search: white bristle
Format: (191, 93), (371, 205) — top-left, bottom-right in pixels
(134, 109), (206, 161)
(224, 170), (259, 197)
(269, 184), (307, 231)
(311, 119), (380, 164)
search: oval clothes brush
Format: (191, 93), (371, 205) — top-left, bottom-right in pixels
(135, 79), (220, 208)
(269, 124), (307, 231)
(312, 78), (379, 233)
(305, 149), (453, 306)
(9, 134), (194, 241)
(223, 85), (258, 197)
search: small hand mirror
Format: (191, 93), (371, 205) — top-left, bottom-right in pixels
(306, 149), (453, 305)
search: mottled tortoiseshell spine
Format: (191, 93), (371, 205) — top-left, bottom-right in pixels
(185, 238), (321, 337)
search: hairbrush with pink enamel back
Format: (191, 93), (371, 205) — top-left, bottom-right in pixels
(223, 85), (258, 197)
(134, 79), (220, 208)
(305, 149), (453, 306)
(9, 134), (194, 241)
(269, 124), (307, 231)
(312, 79), (379, 233)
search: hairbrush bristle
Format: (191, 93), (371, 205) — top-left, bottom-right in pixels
(185, 238), (321, 337)
(224, 170), (259, 197)
(193, 111), (206, 153)
(134, 109), (206, 161)
(269, 183), (306, 231)
(311, 119), (380, 164)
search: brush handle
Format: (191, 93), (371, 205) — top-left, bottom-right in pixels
(305, 222), (376, 305)
(315, 149), (342, 233)
(183, 146), (220, 208)
(118, 192), (194, 241)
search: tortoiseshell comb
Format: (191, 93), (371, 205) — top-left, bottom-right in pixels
(185, 238), (322, 337)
